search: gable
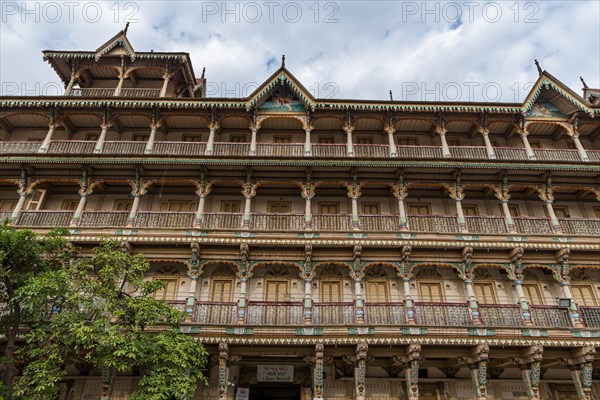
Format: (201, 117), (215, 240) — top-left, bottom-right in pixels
(258, 85), (306, 113)
(523, 72), (593, 117)
(247, 68), (315, 111)
(95, 31), (136, 61)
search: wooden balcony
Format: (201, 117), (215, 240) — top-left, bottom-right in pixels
(559, 218), (600, 236)
(533, 148), (581, 162)
(312, 144), (346, 158)
(530, 305), (572, 328)
(449, 146), (488, 159)
(354, 144), (389, 158)
(167, 300), (186, 313)
(251, 213), (305, 231)
(588, 150), (600, 162)
(478, 304), (524, 327)
(0, 141), (42, 154)
(0, 211), (12, 222)
(135, 212), (195, 228)
(202, 212), (242, 230)
(16, 211), (72, 227)
(153, 141), (206, 156)
(495, 147), (528, 160)
(212, 143), (250, 157)
(46, 140), (95, 154)
(120, 88), (161, 97)
(413, 302), (472, 326)
(360, 215), (400, 231)
(580, 306), (600, 328)
(396, 145), (443, 159)
(464, 215), (508, 234)
(364, 303), (407, 325)
(245, 301), (304, 325)
(194, 302), (237, 325)
(407, 215), (459, 233)
(102, 141), (146, 155)
(312, 302), (355, 325)
(69, 88), (161, 97)
(313, 214), (353, 231)
(513, 217), (554, 235)
(256, 143), (304, 158)
(79, 211), (128, 227)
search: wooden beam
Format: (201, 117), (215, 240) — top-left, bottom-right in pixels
(61, 116), (76, 138)
(503, 123), (515, 140)
(551, 125), (565, 141)
(129, 70), (138, 86)
(0, 118), (15, 134)
(468, 122), (478, 139)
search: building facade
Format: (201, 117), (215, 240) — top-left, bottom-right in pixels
(1, 30), (600, 400)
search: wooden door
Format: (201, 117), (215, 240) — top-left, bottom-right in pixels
(221, 201), (241, 213)
(318, 136), (334, 144)
(265, 280), (288, 301)
(320, 281), (342, 302)
(211, 279), (234, 302)
(522, 283), (544, 305)
(164, 201), (195, 212)
(397, 137), (418, 146)
(356, 137), (373, 144)
(25, 189), (46, 210)
(474, 282), (497, 304)
(418, 282), (443, 302)
(366, 281), (388, 302)
(230, 134), (247, 143)
(113, 199), (133, 211)
(571, 284), (598, 306)
(267, 201), (291, 213)
(408, 203), (431, 215)
(361, 203), (380, 215)
(154, 278), (178, 301)
(273, 136), (291, 144)
(319, 203), (339, 214)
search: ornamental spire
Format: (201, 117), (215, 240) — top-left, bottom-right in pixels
(389, 90), (393, 101)
(281, 54), (286, 68)
(534, 59), (542, 75)
(580, 76), (588, 88)
(124, 22), (130, 35)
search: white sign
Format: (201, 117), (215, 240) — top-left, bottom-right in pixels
(236, 387), (249, 400)
(257, 365), (294, 382)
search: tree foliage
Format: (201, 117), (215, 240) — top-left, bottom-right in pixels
(0, 227), (207, 399)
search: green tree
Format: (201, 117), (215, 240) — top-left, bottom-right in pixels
(0, 224), (72, 395)
(13, 238), (207, 400)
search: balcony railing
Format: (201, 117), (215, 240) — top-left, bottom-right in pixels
(360, 215), (400, 231)
(312, 144), (347, 158)
(495, 147), (528, 160)
(533, 148), (581, 162)
(135, 212), (195, 228)
(120, 88), (161, 97)
(407, 215), (459, 233)
(0, 211), (12, 222)
(414, 302), (472, 326)
(194, 302), (237, 325)
(167, 300), (186, 313)
(478, 304), (523, 327)
(464, 215), (508, 234)
(251, 213), (305, 231)
(153, 141), (206, 156)
(79, 211), (129, 227)
(559, 218), (600, 236)
(580, 306), (600, 328)
(0, 141), (42, 154)
(16, 211), (72, 227)
(364, 303), (407, 325)
(212, 143), (250, 157)
(513, 217), (553, 235)
(588, 150), (600, 163)
(396, 145), (444, 159)
(354, 144), (389, 158)
(313, 214), (353, 231)
(46, 140), (96, 154)
(246, 301), (304, 325)
(312, 302), (355, 325)
(449, 146), (488, 159)
(102, 141), (146, 155)
(202, 213), (242, 230)
(70, 88), (115, 97)
(530, 305), (572, 328)
(256, 143), (304, 158)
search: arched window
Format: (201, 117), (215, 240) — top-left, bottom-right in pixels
(473, 269), (498, 304)
(318, 265), (343, 303)
(522, 270), (545, 305)
(264, 266), (291, 302)
(364, 265), (390, 303)
(570, 269), (598, 306)
(416, 268), (444, 302)
(153, 265), (182, 301)
(209, 265), (236, 303)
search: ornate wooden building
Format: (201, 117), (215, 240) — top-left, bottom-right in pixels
(1, 29), (600, 400)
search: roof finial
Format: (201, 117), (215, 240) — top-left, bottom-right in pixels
(389, 90), (393, 101)
(580, 76), (588, 88)
(124, 22), (130, 35)
(534, 59), (542, 75)
(201, 67), (206, 79)
(281, 54), (285, 68)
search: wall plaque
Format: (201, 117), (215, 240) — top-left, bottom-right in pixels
(256, 365), (294, 382)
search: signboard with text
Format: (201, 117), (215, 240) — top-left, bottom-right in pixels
(257, 365), (294, 382)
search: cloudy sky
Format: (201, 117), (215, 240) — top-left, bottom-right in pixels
(1, 0), (598, 102)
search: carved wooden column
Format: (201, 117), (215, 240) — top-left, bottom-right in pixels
(556, 248), (583, 327)
(539, 181), (562, 234)
(351, 245), (365, 323)
(345, 181), (362, 230)
(312, 344), (324, 400)
(517, 346), (544, 400)
(384, 123), (397, 157)
(300, 181), (316, 229)
(510, 247), (534, 326)
(399, 245), (416, 324)
(478, 127), (496, 159)
(344, 122), (355, 157)
(391, 183), (408, 230)
(249, 123), (258, 156)
(445, 182), (467, 233)
(302, 244), (314, 324)
(565, 122), (589, 162)
(436, 125), (451, 158)
(114, 69), (126, 97)
(462, 247), (483, 325)
(64, 69), (79, 95)
(144, 121), (161, 154)
(186, 242), (202, 318)
(241, 181), (257, 228)
(567, 347), (596, 400)
(93, 123), (110, 154)
(39, 119), (60, 153)
(205, 121), (220, 155)
(159, 71), (173, 98)
(469, 344), (490, 400)
(237, 244), (251, 324)
(354, 342), (368, 400)
(126, 170), (152, 227)
(404, 344), (421, 400)
(304, 123), (314, 156)
(516, 123), (536, 160)
(70, 170), (90, 226)
(217, 343), (231, 400)
(10, 169), (29, 223)
(495, 178), (516, 233)
(193, 181), (213, 228)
